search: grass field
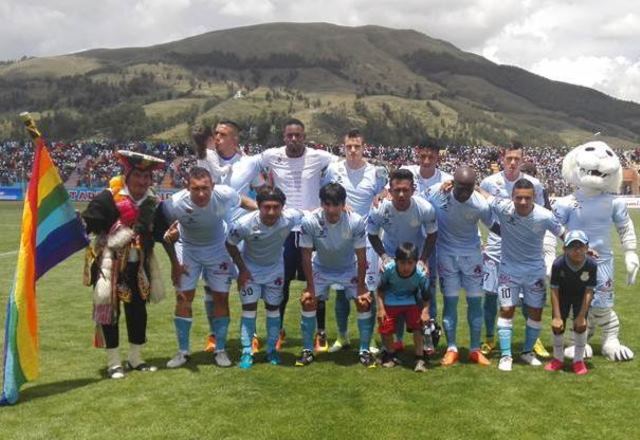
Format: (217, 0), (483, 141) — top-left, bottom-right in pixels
(0, 201), (639, 439)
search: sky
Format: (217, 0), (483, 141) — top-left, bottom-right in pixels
(2, 0), (640, 103)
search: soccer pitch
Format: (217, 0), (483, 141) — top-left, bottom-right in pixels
(0, 201), (638, 439)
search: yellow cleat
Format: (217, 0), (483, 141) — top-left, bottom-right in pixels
(204, 334), (216, 353)
(533, 338), (551, 359)
(440, 349), (460, 367)
(480, 339), (495, 356)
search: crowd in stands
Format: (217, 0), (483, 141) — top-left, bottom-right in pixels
(1, 140), (639, 197)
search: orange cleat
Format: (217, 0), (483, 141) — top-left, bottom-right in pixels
(440, 349), (460, 366)
(469, 350), (491, 366)
(204, 334), (216, 353)
(275, 329), (286, 352)
(252, 334), (260, 354)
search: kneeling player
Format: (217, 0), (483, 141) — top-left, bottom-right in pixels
(545, 230), (596, 375)
(377, 242), (431, 372)
(226, 187), (303, 368)
(298, 183), (374, 367)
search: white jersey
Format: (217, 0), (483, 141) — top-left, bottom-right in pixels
(425, 185), (493, 257)
(480, 171), (545, 262)
(367, 196), (438, 256)
(552, 190), (632, 260)
(162, 185), (240, 251)
(322, 161), (387, 218)
(259, 146), (336, 211)
(299, 210), (367, 273)
(399, 165), (452, 196)
(489, 198), (564, 275)
(226, 209), (303, 282)
(197, 149), (242, 184)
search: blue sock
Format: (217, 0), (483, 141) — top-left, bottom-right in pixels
(301, 311), (317, 351)
(212, 316), (230, 352)
(266, 309), (280, 353)
(497, 317), (513, 357)
(357, 312), (373, 352)
(204, 293), (215, 335)
(394, 314), (405, 343)
(467, 296), (483, 351)
(524, 318), (542, 353)
(240, 311), (257, 355)
(174, 316), (192, 353)
(335, 290), (351, 337)
(443, 296), (459, 349)
(483, 293), (498, 339)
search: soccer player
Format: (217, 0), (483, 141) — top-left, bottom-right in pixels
(478, 179), (564, 371)
(321, 129), (388, 353)
(426, 166), (496, 366)
(479, 141), (546, 357)
(368, 168), (438, 351)
(160, 167), (254, 368)
(297, 183), (374, 367)
(257, 119), (337, 349)
(225, 187), (303, 368)
(377, 242), (430, 372)
(545, 230), (596, 375)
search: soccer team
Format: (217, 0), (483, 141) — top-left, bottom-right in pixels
(84, 118), (612, 377)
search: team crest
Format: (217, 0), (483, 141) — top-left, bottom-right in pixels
(219, 262), (229, 271)
(580, 271), (589, 282)
(274, 277), (283, 286)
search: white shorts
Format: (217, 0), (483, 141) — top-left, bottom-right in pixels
(592, 258), (614, 309)
(365, 243), (380, 291)
(175, 242), (236, 293)
(313, 268), (359, 301)
(497, 269), (547, 309)
(239, 280), (284, 306)
(482, 254), (500, 294)
(438, 253), (484, 297)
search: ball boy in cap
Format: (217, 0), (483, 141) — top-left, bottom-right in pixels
(545, 230), (597, 375)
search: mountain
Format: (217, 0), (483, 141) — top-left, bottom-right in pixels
(1, 22), (638, 147)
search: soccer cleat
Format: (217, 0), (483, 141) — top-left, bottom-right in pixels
(359, 350), (377, 368)
(214, 350), (233, 368)
(520, 351), (542, 367)
(204, 334), (217, 353)
(275, 329), (286, 352)
(545, 358), (564, 372)
(369, 339), (381, 355)
(440, 349), (460, 367)
(393, 340), (405, 352)
(314, 331), (329, 353)
(295, 349), (315, 367)
(266, 351), (281, 366)
(468, 350), (491, 366)
(498, 355), (513, 372)
(166, 351), (190, 369)
(414, 359), (428, 373)
(239, 353), (254, 369)
(381, 351), (401, 368)
(107, 365), (125, 379)
(328, 337), (351, 353)
(533, 338), (551, 358)
(480, 339), (496, 356)
(572, 360), (588, 375)
(252, 334), (260, 354)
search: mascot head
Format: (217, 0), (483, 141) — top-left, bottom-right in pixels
(562, 141), (622, 193)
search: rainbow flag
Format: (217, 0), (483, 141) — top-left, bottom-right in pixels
(1, 122), (88, 405)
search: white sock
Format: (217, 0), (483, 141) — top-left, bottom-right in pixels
(574, 331), (587, 362)
(553, 333), (564, 361)
(106, 348), (121, 369)
(128, 343), (144, 367)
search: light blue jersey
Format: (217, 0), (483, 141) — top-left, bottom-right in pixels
(162, 185), (240, 251)
(480, 171), (545, 262)
(379, 261), (429, 306)
(425, 186), (493, 257)
(299, 210), (367, 273)
(367, 196), (437, 256)
(322, 161), (387, 218)
(399, 165), (452, 196)
(226, 209), (303, 283)
(490, 198), (564, 275)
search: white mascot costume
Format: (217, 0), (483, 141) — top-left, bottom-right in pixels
(553, 141), (639, 361)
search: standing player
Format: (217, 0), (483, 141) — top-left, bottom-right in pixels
(321, 129), (387, 353)
(159, 167), (254, 368)
(258, 119), (337, 348)
(479, 142), (547, 357)
(297, 183), (374, 367)
(426, 166), (496, 366)
(545, 230), (596, 375)
(478, 179), (565, 371)
(225, 187), (303, 368)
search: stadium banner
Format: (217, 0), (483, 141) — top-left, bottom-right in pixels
(67, 187), (176, 202)
(0, 187), (23, 201)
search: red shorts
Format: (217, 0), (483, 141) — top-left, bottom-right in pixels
(378, 305), (422, 335)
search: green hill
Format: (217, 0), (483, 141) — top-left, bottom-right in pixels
(1, 22), (638, 146)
